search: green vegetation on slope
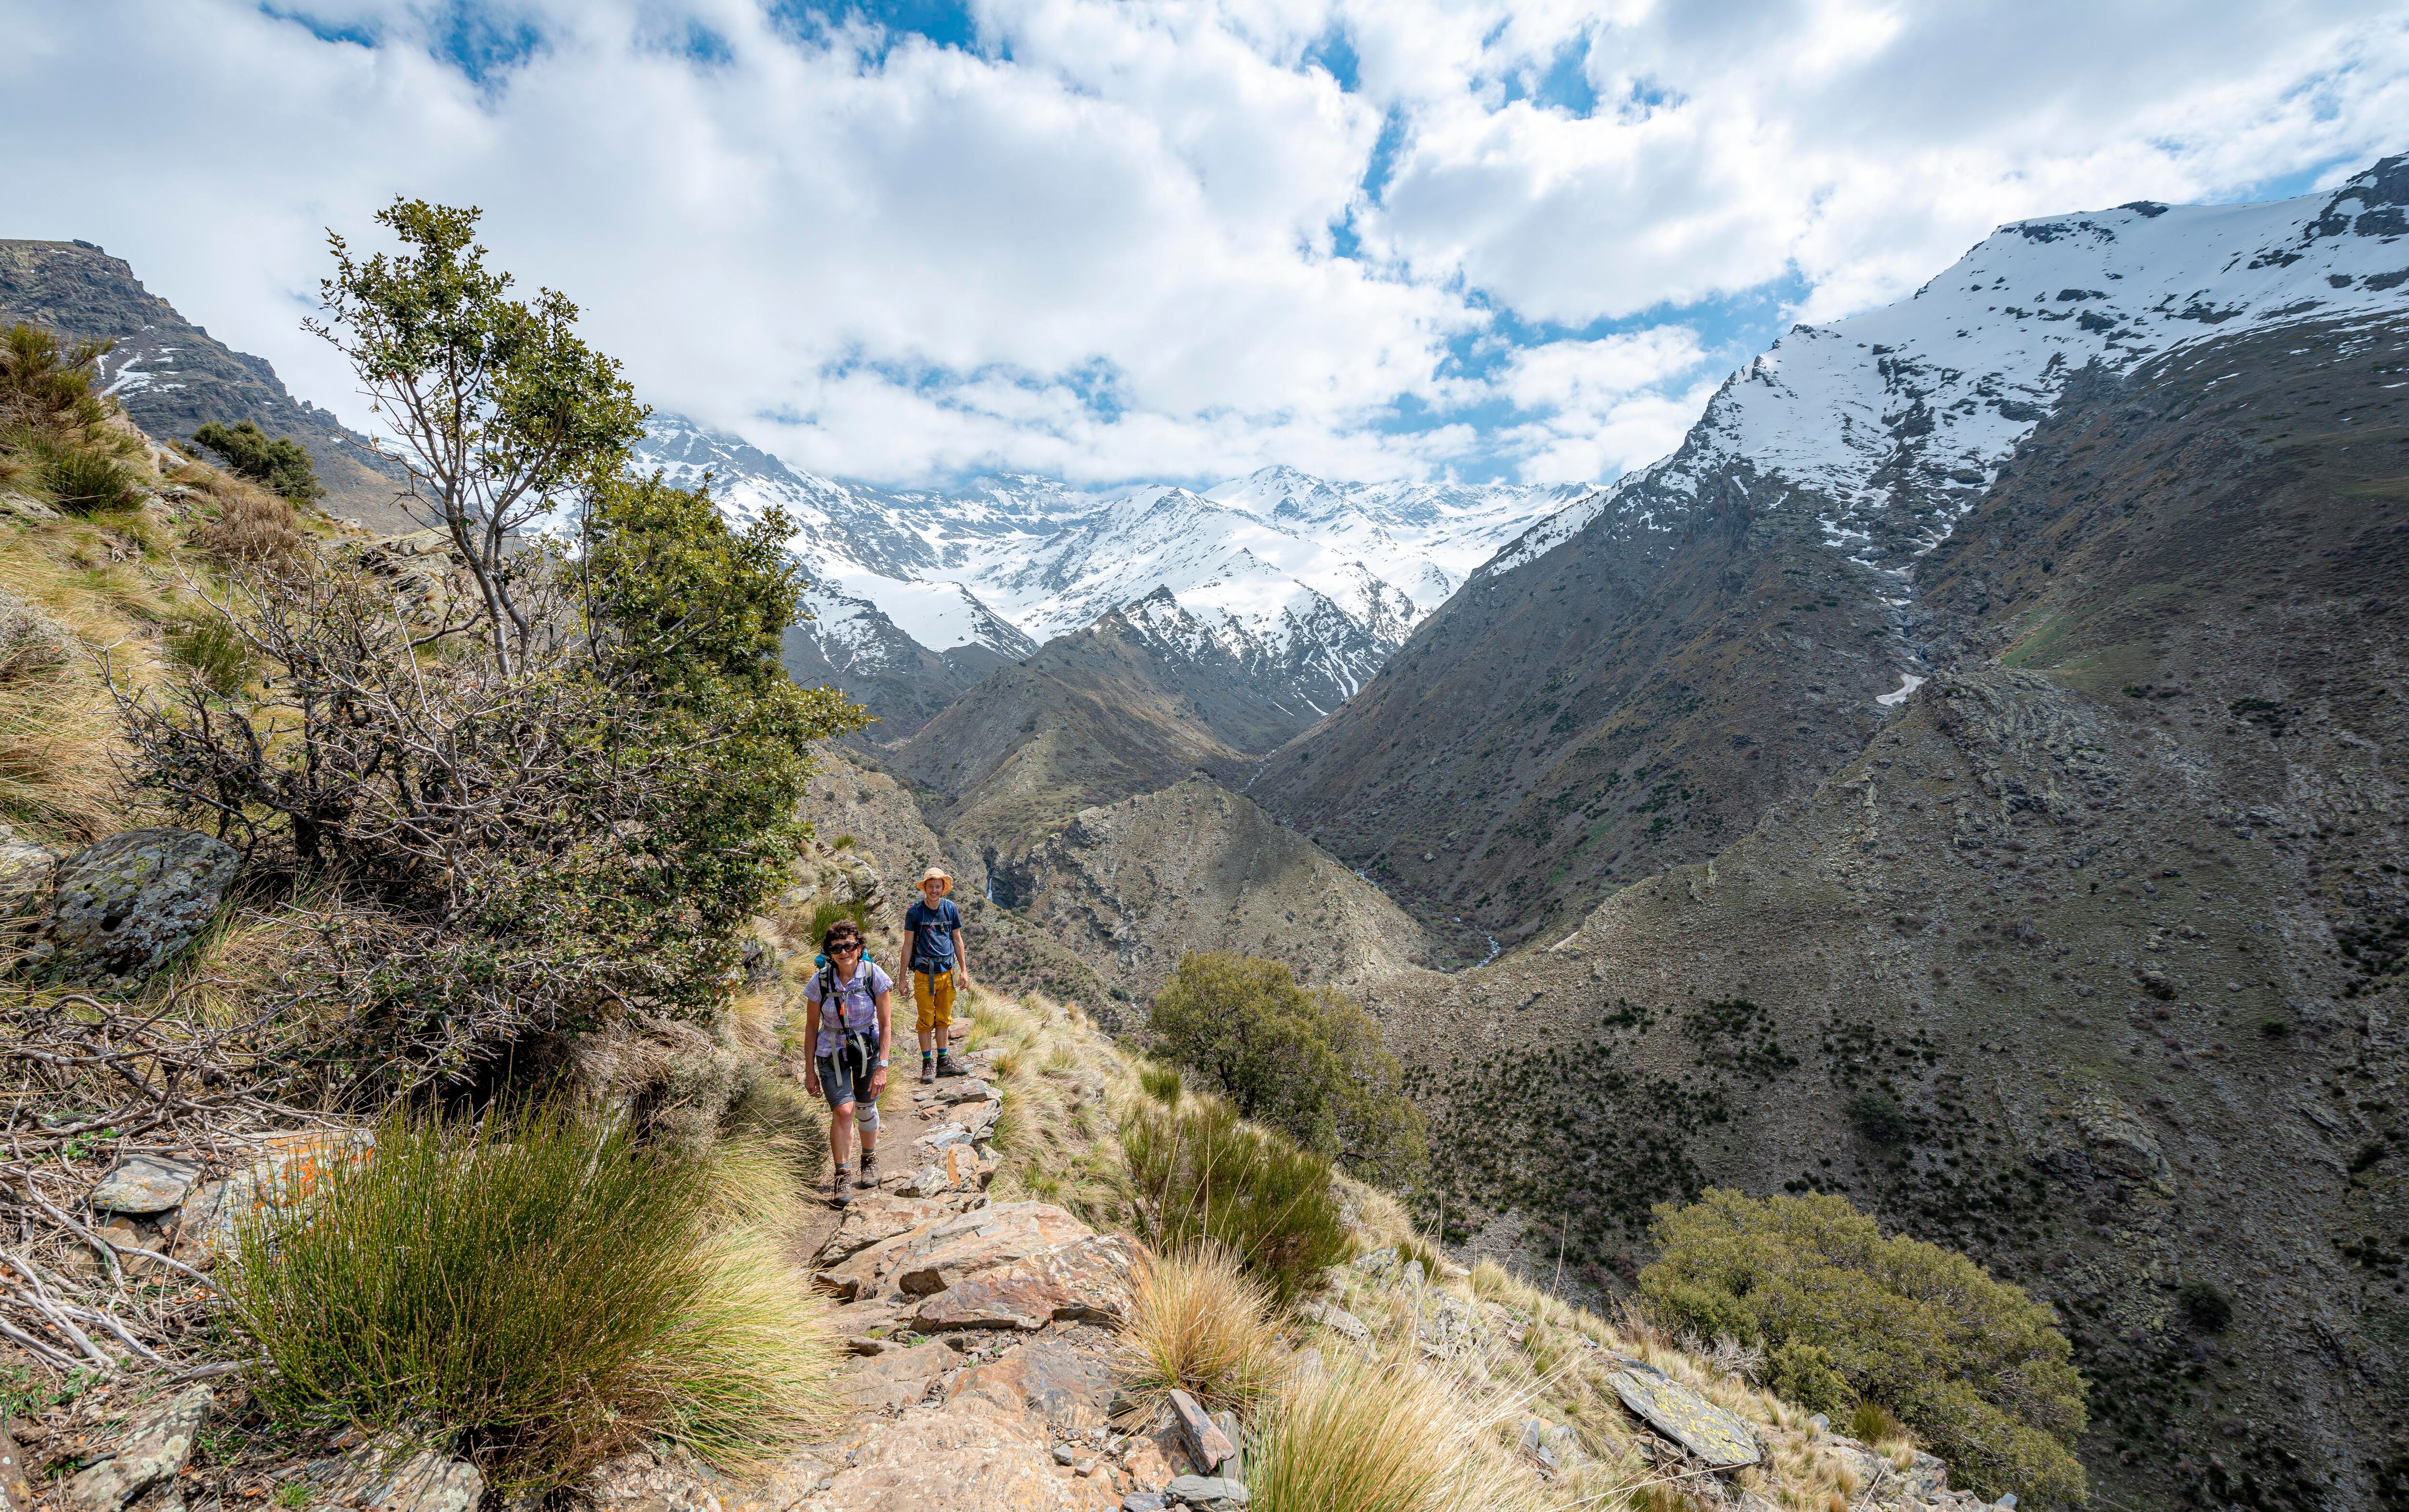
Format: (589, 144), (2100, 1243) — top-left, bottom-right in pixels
(1641, 1188), (2088, 1506)
(1149, 950), (1427, 1185)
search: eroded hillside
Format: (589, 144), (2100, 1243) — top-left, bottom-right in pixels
(1360, 314), (2409, 1510)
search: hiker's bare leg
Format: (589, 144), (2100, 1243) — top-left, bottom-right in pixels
(830, 1101), (854, 1169)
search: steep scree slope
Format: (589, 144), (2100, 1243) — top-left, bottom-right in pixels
(1251, 157), (2409, 955)
(1366, 314), (2409, 1512)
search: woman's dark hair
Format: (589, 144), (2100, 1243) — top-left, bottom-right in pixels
(822, 920), (864, 953)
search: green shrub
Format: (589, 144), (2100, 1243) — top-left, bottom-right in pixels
(1639, 1190), (2087, 1507)
(224, 1103), (838, 1490)
(0, 323), (109, 433)
(44, 447), (141, 515)
(1770, 1341), (1850, 1415)
(1120, 1097), (1349, 1304)
(1139, 1065), (1183, 1105)
(1148, 952), (1426, 1184)
(1845, 1091), (1911, 1145)
(190, 420), (324, 502)
(2177, 1280), (2233, 1332)
(164, 612), (252, 695)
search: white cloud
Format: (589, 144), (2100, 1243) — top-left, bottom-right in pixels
(0, 0), (2403, 489)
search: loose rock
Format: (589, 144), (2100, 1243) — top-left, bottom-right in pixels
(36, 829), (238, 986)
(90, 1155), (199, 1216)
(61, 1386), (211, 1512)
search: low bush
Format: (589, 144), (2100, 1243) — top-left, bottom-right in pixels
(1139, 1065), (1182, 1105)
(1640, 1190), (2087, 1507)
(1148, 952), (1427, 1185)
(0, 323), (109, 433)
(43, 447), (142, 515)
(164, 610), (252, 695)
(1112, 1242), (1283, 1420)
(2177, 1280), (2233, 1332)
(190, 420), (324, 502)
(1244, 1352), (1537, 1512)
(1120, 1096), (1349, 1304)
(224, 1102), (839, 1490)
(1845, 1091), (1911, 1145)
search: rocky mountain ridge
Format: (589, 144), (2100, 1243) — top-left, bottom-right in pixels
(0, 239), (416, 532)
(1249, 154), (2409, 950)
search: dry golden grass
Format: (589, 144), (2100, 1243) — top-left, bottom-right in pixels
(1113, 1241), (1285, 1420)
(192, 473), (304, 563)
(1245, 1351), (1541, 1512)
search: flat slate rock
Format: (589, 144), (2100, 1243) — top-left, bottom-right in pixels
(1606, 1369), (1760, 1468)
(951, 1339), (1117, 1432)
(90, 1154), (199, 1215)
(913, 1235), (1136, 1333)
(62, 1386), (212, 1512)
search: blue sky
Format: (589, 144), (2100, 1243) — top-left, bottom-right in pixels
(5, 0), (2407, 488)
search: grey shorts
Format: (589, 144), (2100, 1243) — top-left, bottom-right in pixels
(815, 1034), (882, 1130)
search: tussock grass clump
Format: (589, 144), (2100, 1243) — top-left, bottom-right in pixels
(193, 475), (305, 563)
(1139, 1065), (1182, 1105)
(225, 1103), (840, 1490)
(1244, 1353), (1539, 1512)
(1113, 1242), (1284, 1420)
(1121, 1096), (1349, 1304)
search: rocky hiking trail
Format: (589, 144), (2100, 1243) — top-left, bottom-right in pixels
(9, 1021), (2011, 1512)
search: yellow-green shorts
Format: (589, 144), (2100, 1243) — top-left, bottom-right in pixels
(913, 969), (956, 1036)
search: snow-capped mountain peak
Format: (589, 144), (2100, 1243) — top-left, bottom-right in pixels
(629, 417), (1591, 740)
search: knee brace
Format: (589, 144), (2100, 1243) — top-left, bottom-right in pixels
(856, 1101), (880, 1134)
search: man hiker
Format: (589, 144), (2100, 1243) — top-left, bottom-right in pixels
(902, 866), (971, 1082)
(801, 919), (891, 1207)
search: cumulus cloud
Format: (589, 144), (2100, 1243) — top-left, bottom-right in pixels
(0, 0), (2403, 488)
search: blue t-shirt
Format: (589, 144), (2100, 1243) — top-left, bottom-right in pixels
(904, 897), (963, 971)
(805, 961), (891, 1058)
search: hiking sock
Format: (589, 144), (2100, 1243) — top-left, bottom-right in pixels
(856, 1148), (878, 1188)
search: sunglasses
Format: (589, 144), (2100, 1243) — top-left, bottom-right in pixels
(829, 942), (862, 954)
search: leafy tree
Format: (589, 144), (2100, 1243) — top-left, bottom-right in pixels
(1640, 1190), (2088, 1507)
(309, 199), (646, 674)
(191, 420), (325, 502)
(1147, 952), (1426, 1186)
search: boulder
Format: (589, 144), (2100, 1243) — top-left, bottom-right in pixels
(940, 1079), (996, 1105)
(61, 1386), (211, 1512)
(37, 829), (238, 986)
(1605, 1369), (1760, 1468)
(577, 1451), (722, 1512)
(913, 1235), (1137, 1333)
(951, 1340), (1117, 1433)
(90, 1155), (199, 1217)
(198, 1129), (374, 1250)
(1298, 1300), (1370, 1345)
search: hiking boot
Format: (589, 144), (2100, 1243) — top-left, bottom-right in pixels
(830, 1164), (853, 1207)
(919, 1055), (937, 1085)
(936, 1052), (964, 1078)
(855, 1148), (879, 1189)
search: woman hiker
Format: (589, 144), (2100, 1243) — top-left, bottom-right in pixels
(902, 866), (972, 1083)
(801, 919), (891, 1208)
